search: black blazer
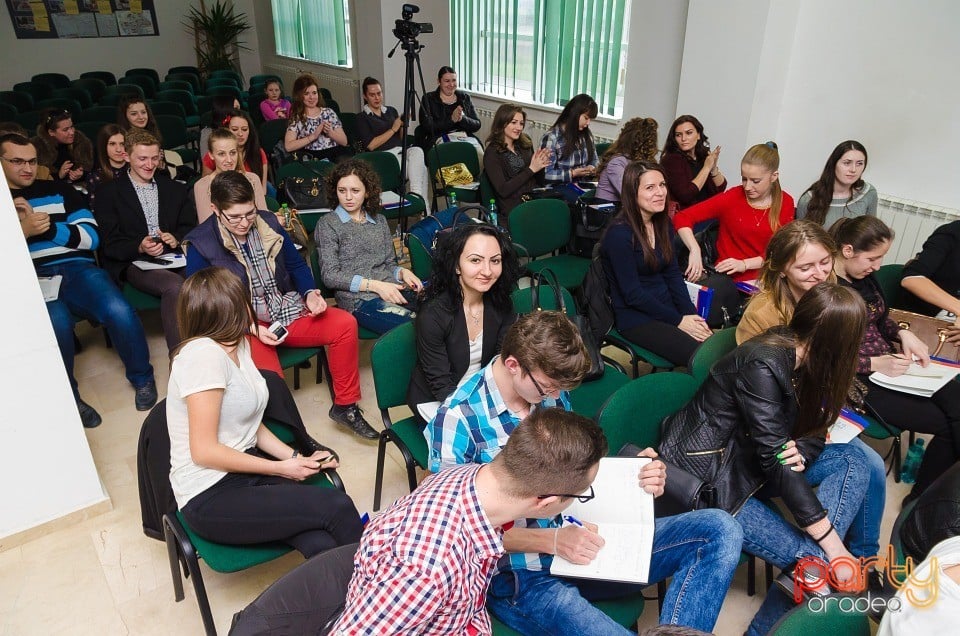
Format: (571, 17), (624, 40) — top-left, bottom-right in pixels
(94, 171), (196, 281)
(407, 295), (516, 413)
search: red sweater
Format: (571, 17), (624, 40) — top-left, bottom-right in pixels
(673, 186), (795, 282)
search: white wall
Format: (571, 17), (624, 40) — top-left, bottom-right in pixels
(0, 0), (197, 88)
(678, 0), (960, 210)
(0, 179), (109, 541)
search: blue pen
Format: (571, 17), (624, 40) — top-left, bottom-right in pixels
(563, 515), (584, 527)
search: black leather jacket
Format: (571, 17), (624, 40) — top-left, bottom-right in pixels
(659, 334), (828, 527)
(902, 461), (960, 562)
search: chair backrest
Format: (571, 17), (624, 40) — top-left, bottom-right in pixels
(250, 73), (282, 87)
(70, 78), (107, 102)
(155, 89), (197, 115)
(165, 72), (201, 94)
(479, 171), (495, 207)
(148, 100), (187, 120)
(36, 97), (83, 118)
(14, 81), (53, 102)
(355, 151), (402, 191)
(769, 597), (870, 635)
(205, 85), (243, 101)
(264, 195), (280, 212)
(155, 114), (189, 148)
(14, 111), (41, 131)
(511, 284), (576, 316)
(689, 327), (739, 384)
(370, 321), (417, 410)
(126, 67), (160, 83)
(32, 73), (71, 89)
(247, 92), (267, 128)
(595, 141), (611, 157)
(53, 87), (93, 110)
(426, 141), (482, 190)
(158, 79), (194, 95)
(407, 233), (433, 280)
(259, 118), (290, 154)
(509, 198), (572, 257)
(338, 111), (359, 146)
(104, 83), (144, 100)
(120, 75), (157, 98)
(597, 372), (700, 454)
(168, 65), (200, 77)
(75, 120), (103, 141)
(0, 90), (34, 113)
(0, 103), (17, 122)
(80, 70), (117, 86)
(319, 87), (333, 101)
(205, 76), (241, 90)
(874, 263), (905, 308)
(209, 69), (243, 84)
(326, 99), (341, 115)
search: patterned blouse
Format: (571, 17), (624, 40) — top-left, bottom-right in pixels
(842, 275), (902, 374)
(287, 108), (343, 151)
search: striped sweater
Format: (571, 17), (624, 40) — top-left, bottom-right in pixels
(13, 180), (98, 268)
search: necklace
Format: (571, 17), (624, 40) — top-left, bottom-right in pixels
(466, 304), (483, 326)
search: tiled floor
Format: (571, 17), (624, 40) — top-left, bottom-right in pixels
(0, 313), (908, 635)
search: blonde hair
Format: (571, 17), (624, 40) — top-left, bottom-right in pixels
(742, 141), (783, 231)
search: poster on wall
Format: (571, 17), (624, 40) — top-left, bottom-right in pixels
(5, 0), (158, 38)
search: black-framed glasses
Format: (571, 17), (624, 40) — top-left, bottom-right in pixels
(537, 485), (595, 503)
(0, 157), (38, 167)
(219, 210), (258, 226)
(522, 365), (558, 399)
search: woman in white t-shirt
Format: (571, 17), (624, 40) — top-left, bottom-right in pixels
(167, 267), (362, 556)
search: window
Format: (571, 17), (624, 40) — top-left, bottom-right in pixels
(451, 0), (631, 117)
(271, 0), (353, 68)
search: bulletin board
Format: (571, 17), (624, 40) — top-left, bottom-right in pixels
(6, 0), (159, 39)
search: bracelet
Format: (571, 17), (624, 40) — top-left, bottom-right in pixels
(291, 450), (299, 459)
(553, 526), (560, 555)
(812, 523), (834, 543)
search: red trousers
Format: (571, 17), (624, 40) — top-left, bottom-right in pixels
(248, 307), (361, 405)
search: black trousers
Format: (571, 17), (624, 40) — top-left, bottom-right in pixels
(622, 320), (700, 368)
(181, 467), (362, 558)
(863, 375), (960, 494)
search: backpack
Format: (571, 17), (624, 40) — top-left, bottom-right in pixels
(577, 253), (616, 349)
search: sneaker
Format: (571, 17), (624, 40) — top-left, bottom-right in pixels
(134, 380), (158, 411)
(77, 399), (102, 429)
(329, 403), (378, 440)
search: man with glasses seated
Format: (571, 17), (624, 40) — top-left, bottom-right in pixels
(183, 171), (377, 440)
(426, 311), (743, 634)
(3, 132), (157, 428)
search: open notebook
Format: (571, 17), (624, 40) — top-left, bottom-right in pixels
(549, 456), (654, 584)
(869, 358), (960, 397)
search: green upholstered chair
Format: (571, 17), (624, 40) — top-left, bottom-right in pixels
(69, 78), (107, 103)
(122, 283), (161, 311)
(0, 90), (33, 113)
(371, 321), (427, 510)
(35, 97), (83, 118)
(768, 596), (870, 635)
(874, 263), (905, 307)
(75, 105), (116, 124)
(119, 74), (157, 99)
(76, 119), (104, 141)
(80, 70), (117, 86)
(689, 327), (739, 384)
(0, 103), (17, 123)
(426, 141), (482, 210)
(32, 72), (70, 89)
(125, 67), (160, 84)
(165, 72), (201, 94)
(509, 199), (591, 290)
(155, 89), (200, 127)
(14, 81), (53, 102)
(156, 114), (200, 168)
(53, 87), (93, 110)
(603, 328), (677, 377)
(161, 415), (344, 636)
(407, 232), (433, 281)
(354, 150), (426, 231)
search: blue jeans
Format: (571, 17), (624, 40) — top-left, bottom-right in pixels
(40, 260), (153, 399)
(844, 437), (885, 559)
(734, 441), (873, 636)
(486, 509), (743, 634)
(351, 295), (416, 335)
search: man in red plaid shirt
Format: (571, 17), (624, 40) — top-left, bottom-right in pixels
(331, 408), (607, 634)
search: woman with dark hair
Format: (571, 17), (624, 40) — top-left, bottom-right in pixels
(482, 103), (551, 219)
(356, 76), (430, 211)
(33, 108), (93, 186)
(674, 142), (795, 282)
(201, 110), (268, 189)
(660, 115), (726, 210)
(184, 171), (376, 440)
(595, 117), (658, 202)
(85, 124), (127, 207)
(117, 96), (162, 142)
(199, 95), (241, 155)
(661, 282), (875, 635)
(284, 73), (351, 162)
(830, 215), (960, 500)
(167, 266), (362, 556)
(315, 159), (423, 335)
(539, 93), (599, 184)
(600, 161), (712, 367)
(417, 66), (482, 150)
(407, 223), (520, 416)
(796, 140), (876, 226)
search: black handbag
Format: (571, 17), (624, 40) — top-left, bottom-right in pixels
(530, 269), (605, 382)
(618, 443), (717, 518)
(281, 176), (327, 210)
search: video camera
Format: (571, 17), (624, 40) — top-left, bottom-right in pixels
(393, 3), (433, 40)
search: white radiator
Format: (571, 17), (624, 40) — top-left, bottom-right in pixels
(877, 195), (960, 264)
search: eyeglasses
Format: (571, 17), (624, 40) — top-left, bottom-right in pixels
(0, 157), (38, 167)
(537, 485), (595, 503)
(219, 210), (258, 226)
(522, 365), (559, 399)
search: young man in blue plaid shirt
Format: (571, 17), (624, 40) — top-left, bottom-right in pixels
(426, 311), (743, 634)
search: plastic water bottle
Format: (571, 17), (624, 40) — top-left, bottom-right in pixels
(900, 438), (926, 484)
(488, 198), (499, 226)
(448, 190), (458, 208)
(280, 203), (291, 225)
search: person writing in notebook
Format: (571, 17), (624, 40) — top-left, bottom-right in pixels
(426, 311), (742, 634)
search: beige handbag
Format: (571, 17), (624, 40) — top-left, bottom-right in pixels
(889, 308), (959, 361)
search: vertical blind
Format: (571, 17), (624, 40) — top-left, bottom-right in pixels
(451, 0), (629, 116)
(271, 0), (352, 68)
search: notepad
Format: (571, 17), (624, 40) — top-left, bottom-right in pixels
(548, 457), (654, 584)
(132, 253), (186, 270)
(38, 275), (63, 301)
(826, 407), (869, 444)
(381, 191), (413, 210)
(685, 281), (714, 320)
(869, 360), (960, 397)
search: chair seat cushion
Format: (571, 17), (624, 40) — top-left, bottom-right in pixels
(385, 416), (428, 469)
(861, 416), (901, 439)
(606, 328), (676, 370)
(524, 255), (590, 290)
(569, 364), (630, 420)
(276, 346), (321, 370)
(122, 282), (161, 310)
(175, 510), (292, 573)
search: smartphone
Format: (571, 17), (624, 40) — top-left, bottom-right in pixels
(268, 321), (288, 342)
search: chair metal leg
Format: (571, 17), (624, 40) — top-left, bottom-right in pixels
(765, 562), (775, 590)
(162, 515), (185, 603)
(893, 436), (902, 483)
(373, 433), (388, 511)
(163, 514), (218, 635)
(292, 365), (301, 390)
(747, 555), (756, 596)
